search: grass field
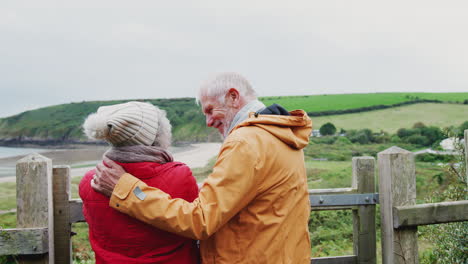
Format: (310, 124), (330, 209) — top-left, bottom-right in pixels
(310, 103), (468, 133)
(260, 92), (468, 113)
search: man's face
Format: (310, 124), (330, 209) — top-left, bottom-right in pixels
(200, 95), (237, 138)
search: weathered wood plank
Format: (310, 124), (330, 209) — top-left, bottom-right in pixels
(311, 255), (357, 264)
(0, 228), (48, 255)
(16, 154), (54, 263)
(52, 166), (72, 264)
(352, 157), (376, 264)
(69, 199), (85, 223)
(378, 147), (418, 264)
(393, 200), (468, 228)
(16, 154), (51, 228)
(465, 130), (468, 181)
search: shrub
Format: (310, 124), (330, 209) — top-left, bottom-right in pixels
(397, 128), (418, 138)
(335, 136), (352, 145)
(319, 122), (337, 136)
(406, 134), (430, 146)
(413, 122), (426, 129)
(346, 129), (374, 144)
(458, 121), (468, 138)
(420, 126), (444, 145)
(431, 140), (443, 150)
(416, 153), (456, 163)
(390, 135), (401, 143)
(373, 132), (391, 144)
(349, 133), (370, 144)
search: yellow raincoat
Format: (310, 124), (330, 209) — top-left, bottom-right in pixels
(110, 110), (312, 263)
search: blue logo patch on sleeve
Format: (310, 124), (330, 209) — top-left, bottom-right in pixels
(133, 186), (147, 201)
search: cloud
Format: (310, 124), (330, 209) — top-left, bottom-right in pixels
(0, 1), (467, 117)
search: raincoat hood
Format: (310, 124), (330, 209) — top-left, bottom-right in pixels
(234, 109), (312, 149)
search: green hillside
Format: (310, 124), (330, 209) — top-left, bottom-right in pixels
(1, 92), (467, 144)
(312, 103), (468, 133)
(261, 92), (468, 113)
(0, 98), (217, 143)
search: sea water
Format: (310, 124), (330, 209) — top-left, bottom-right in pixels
(0, 146), (47, 178)
(0, 146), (47, 159)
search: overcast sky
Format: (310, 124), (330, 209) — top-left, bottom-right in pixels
(1, 0), (467, 118)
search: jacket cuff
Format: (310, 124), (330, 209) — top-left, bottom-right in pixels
(110, 173), (141, 213)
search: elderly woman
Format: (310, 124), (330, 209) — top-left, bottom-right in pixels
(79, 101), (200, 264)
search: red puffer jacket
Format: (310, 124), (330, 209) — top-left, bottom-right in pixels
(79, 161), (200, 264)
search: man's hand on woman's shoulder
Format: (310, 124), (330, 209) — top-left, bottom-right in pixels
(92, 156), (126, 197)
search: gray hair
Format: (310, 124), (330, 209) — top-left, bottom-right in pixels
(196, 72), (257, 105)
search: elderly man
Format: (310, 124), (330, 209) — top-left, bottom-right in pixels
(93, 72), (312, 263)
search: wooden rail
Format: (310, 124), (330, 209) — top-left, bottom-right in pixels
(393, 200), (468, 228)
(69, 199), (85, 223)
(0, 228), (48, 255)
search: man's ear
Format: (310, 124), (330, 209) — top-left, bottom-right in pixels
(226, 88), (240, 108)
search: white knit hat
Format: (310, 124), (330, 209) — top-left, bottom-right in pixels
(83, 101), (170, 147)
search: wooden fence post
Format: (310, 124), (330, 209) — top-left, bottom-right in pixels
(378, 147), (418, 264)
(16, 154), (54, 263)
(352, 157), (376, 264)
(464, 130), (467, 182)
(52, 166), (72, 264)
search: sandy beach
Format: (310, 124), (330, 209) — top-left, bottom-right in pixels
(0, 143), (221, 183)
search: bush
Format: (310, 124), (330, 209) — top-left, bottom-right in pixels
(458, 121), (468, 138)
(431, 139), (443, 150)
(416, 153), (456, 163)
(390, 135), (401, 143)
(347, 129), (374, 144)
(373, 132), (391, 144)
(406, 134), (430, 146)
(350, 133), (370, 144)
(413, 122), (426, 128)
(319, 122), (337, 136)
(396, 126), (442, 147)
(335, 136), (352, 145)
(397, 128), (418, 138)
(420, 126), (444, 145)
